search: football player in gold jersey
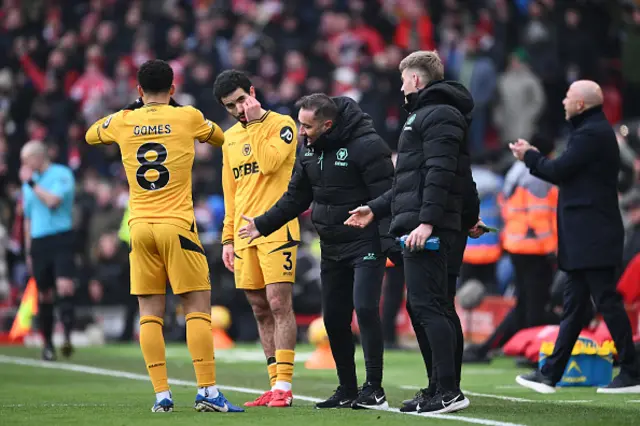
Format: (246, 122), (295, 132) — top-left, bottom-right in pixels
(214, 70), (299, 408)
(85, 59), (243, 414)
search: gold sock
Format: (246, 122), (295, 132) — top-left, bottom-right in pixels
(275, 349), (295, 385)
(267, 356), (277, 388)
(186, 312), (216, 387)
(139, 315), (169, 393)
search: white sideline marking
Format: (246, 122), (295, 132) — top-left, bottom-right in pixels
(401, 386), (593, 404)
(0, 355), (524, 426)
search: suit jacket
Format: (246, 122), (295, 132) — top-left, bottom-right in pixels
(523, 106), (624, 271)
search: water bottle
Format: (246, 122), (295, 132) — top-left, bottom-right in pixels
(397, 235), (440, 251)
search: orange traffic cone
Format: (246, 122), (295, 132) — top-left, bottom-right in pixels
(305, 342), (336, 370)
(212, 327), (235, 349)
(304, 317), (336, 370)
(211, 305), (235, 349)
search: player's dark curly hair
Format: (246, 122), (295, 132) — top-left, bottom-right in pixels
(137, 59), (173, 94)
(213, 70), (252, 103)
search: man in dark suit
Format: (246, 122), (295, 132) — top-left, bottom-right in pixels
(510, 80), (640, 394)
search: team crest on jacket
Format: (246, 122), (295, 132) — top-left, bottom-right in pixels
(336, 148), (348, 161)
(243, 143), (251, 156)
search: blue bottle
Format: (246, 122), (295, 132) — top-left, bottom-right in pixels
(397, 235), (440, 251)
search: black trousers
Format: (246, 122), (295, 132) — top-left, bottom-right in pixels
(321, 254), (386, 391)
(540, 267), (640, 383)
(381, 263), (405, 345)
(403, 231), (458, 392)
(479, 253), (555, 354)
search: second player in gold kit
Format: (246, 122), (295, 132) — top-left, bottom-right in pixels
(221, 110), (300, 290)
(214, 70), (298, 408)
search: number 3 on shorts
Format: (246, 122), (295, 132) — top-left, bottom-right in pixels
(282, 251), (293, 271)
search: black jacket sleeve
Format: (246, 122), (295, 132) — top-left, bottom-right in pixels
(254, 155), (313, 237)
(419, 106), (464, 226)
(461, 173), (480, 230)
(357, 135), (395, 252)
(367, 188), (393, 220)
(523, 131), (598, 185)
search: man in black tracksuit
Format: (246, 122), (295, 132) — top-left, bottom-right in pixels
(238, 93), (395, 409)
(346, 51), (474, 414)
(400, 175), (484, 412)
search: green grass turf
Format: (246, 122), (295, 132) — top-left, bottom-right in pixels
(1, 343), (639, 426)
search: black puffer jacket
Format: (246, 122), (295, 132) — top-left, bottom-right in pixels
(368, 80), (474, 236)
(254, 97), (395, 260)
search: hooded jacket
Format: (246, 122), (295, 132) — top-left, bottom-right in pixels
(368, 80), (475, 235)
(254, 96), (395, 260)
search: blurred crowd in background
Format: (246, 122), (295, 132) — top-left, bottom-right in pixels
(0, 0), (639, 343)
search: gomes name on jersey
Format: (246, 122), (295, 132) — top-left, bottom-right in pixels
(133, 124), (172, 136)
(233, 161), (259, 179)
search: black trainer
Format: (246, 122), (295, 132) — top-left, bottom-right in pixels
(61, 341), (74, 358)
(516, 370), (556, 394)
(351, 382), (388, 410)
(417, 390), (469, 414)
(400, 387), (435, 413)
(42, 345), (57, 362)
(462, 345), (491, 364)
(315, 386), (357, 409)
(597, 372), (640, 394)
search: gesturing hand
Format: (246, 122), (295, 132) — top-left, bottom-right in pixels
(242, 96), (263, 122)
(344, 206), (375, 228)
(238, 214), (262, 244)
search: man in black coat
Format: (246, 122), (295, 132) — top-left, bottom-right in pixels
(238, 93), (396, 409)
(512, 80), (640, 394)
(346, 50), (475, 413)
(399, 175), (486, 413)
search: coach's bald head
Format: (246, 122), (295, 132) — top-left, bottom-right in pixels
(563, 80), (604, 121)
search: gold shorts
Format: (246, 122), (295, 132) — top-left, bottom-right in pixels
(234, 241), (297, 290)
(129, 223), (211, 295)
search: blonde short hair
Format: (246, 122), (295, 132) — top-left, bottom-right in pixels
(399, 51), (444, 82)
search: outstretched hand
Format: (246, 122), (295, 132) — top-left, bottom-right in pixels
(344, 205), (375, 228)
(238, 214), (262, 244)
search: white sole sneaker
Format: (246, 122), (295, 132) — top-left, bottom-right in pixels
(448, 397), (470, 413)
(516, 375), (556, 394)
(417, 396), (470, 415)
(597, 384), (640, 394)
(356, 401), (390, 411)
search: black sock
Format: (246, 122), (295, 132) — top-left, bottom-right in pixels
(39, 302), (54, 347)
(58, 296), (75, 342)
